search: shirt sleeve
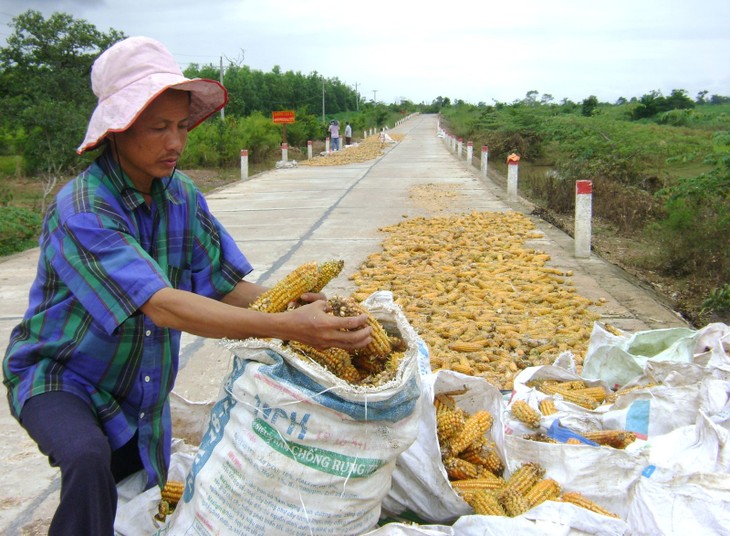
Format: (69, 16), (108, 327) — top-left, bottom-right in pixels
(49, 210), (170, 336)
(190, 191), (253, 299)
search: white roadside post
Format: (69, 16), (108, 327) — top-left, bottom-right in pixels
(457, 137), (463, 158)
(240, 149), (248, 180)
(466, 141), (473, 164)
(507, 153), (520, 201)
(307, 140), (313, 159)
(481, 145), (489, 177)
(575, 180), (593, 258)
(281, 143), (288, 162)
(326, 136), (330, 154)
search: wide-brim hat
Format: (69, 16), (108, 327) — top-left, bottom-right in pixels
(77, 36), (228, 154)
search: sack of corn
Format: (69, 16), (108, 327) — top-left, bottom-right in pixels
(381, 370), (507, 524)
(582, 322), (730, 389)
(165, 291), (425, 536)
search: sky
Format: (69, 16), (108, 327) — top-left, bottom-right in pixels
(0, 0), (728, 106)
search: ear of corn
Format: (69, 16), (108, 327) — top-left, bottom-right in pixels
(468, 490), (507, 516)
(160, 480), (184, 504)
(460, 445), (505, 476)
(539, 398), (557, 416)
(504, 462), (545, 496)
(524, 478), (562, 509)
(448, 340), (488, 353)
(250, 261), (319, 313)
(328, 295), (392, 358)
(444, 456), (480, 480)
(450, 474), (506, 492)
(560, 491), (620, 518)
(582, 430), (637, 449)
(312, 259), (345, 293)
(511, 400), (542, 428)
(523, 432), (558, 444)
(449, 410), (494, 455)
(436, 407), (466, 444)
(499, 487), (531, 517)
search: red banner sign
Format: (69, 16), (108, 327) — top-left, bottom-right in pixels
(272, 110), (295, 124)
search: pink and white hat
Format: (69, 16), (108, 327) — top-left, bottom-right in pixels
(77, 36), (227, 154)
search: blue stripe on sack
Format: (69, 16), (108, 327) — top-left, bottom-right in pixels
(626, 399), (650, 439)
(241, 350), (420, 422)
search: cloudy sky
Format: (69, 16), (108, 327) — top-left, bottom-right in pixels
(1, 0), (728, 105)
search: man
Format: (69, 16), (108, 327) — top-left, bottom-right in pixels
(328, 119), (340, 151)
(345, 122), (352, 146)
(2, 36), (371, 535)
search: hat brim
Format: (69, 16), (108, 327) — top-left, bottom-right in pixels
(77, 74), (227, 154)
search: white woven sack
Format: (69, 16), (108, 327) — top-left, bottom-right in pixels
(166, 295), (423, 536)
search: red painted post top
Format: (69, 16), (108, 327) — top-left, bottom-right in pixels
(241, 149), (248, 157)
(282, 143), (288, 149)
(482, 146), (488, 152)
(576, 180), (593, 194)
(467, 141), (473, 146)
(307, 140), (312, 146)
(507, 153), (520, 164)
(458, 137), (463, 142)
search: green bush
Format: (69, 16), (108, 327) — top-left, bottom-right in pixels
(0, 206), (42, 256)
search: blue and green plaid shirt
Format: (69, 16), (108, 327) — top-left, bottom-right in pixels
(3, 152), (252, 488)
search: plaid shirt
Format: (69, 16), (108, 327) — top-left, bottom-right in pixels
(3, 152), (252, 488)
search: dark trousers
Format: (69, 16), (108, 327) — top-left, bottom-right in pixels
(20, 391), (143, 536)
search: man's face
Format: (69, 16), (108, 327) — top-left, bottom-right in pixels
(113, 89), (190, 187)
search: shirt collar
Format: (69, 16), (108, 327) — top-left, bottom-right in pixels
(98, 150), (183, 210)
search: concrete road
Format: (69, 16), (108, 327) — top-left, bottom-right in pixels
(0, 113), (687, 534)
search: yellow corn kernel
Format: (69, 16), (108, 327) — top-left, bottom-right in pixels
(250, 261), (319, 313)
(511, 400), (541, 429)
(449, 410), (494, 455)
(524, 478), (562, 509)
(560, 491), (620, 518)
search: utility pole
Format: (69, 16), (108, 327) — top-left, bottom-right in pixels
(220, 56), (225, 120)
(372, 89), (378, 103)
(322, 78), (325, 123)
(354, 82), (359, 111)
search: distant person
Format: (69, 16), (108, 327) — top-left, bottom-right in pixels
(344, 122), (352, 146)
(2, 36), (371, 536)
(328, 120), (340, 151)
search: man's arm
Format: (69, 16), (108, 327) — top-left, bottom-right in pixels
(140, 286), (371, 351)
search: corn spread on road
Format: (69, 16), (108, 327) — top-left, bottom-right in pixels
(0, 113), (687, 534)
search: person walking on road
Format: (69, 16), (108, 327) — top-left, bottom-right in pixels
(328, 119), (340, 151)
(2, 36), (371, 536)
(344, 122), (352, 146)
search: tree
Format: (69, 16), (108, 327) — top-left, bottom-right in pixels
(0, 10), (124, 207)
(581, 95), (599, 117)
